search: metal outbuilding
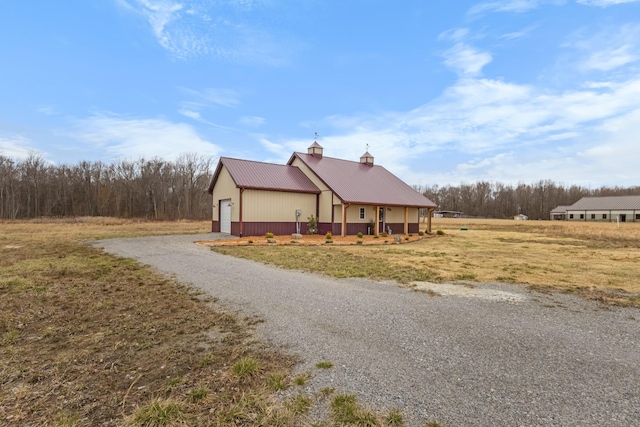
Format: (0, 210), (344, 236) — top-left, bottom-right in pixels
(208, 143), (437, 236)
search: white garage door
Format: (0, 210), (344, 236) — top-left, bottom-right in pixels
(220, 199), (231, 233)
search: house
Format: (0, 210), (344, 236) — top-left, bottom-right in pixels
(550, 205), (571, 221)
(557, 196), (640, 222)
(207, 143), (437, 236)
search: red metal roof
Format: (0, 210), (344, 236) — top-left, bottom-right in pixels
(208, 157), (321, 194)
(289, 152), (437, 208)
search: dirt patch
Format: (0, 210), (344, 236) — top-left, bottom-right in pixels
(412, 282), (528, 302)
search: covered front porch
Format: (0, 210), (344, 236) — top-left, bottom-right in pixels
(333, 204), (434, 236)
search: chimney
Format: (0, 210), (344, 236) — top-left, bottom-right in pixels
(360, 151), (374, 166)
(308, 141), (323, 157)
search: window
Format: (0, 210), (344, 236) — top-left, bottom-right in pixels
(580, 214), (584, 219)
(636, 214), (640, 220)
(359, 207), (365, 220)
(569, 214), (574, 219)
(603, 214), (607, 219)
(591, 214), (596, 219)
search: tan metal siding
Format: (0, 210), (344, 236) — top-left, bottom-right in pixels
(290, 158), (333, 221)
(346, 205), (376, 222)
(243, 189), (316, 222)
(211, 166), (240, 221)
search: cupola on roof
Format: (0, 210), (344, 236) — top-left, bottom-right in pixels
(360, 151), (374, 166)
(308, 141), (323, 157)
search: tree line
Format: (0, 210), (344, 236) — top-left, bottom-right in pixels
(2, 152), (638, 221)
(0, 153), (213, 220)
(417, 181), (640, 220)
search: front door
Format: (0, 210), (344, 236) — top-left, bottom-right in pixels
(379, 207), (385, 233)
(220, 199), (231, 233)
(620, 214), (627, 222)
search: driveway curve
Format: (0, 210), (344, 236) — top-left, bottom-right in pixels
(94, 233), (640, 426)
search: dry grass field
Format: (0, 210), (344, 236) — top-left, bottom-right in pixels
(211, 218), (640, 307)
(1, 218), (411, 427)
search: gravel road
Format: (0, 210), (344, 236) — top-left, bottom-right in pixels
(93, 233), (640, 426)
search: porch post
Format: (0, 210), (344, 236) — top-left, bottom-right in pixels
(341, 203), (349, 237)
(404, 207), (409, 235)
(427, 207), (433, 233)
(375, 205), (380, 236)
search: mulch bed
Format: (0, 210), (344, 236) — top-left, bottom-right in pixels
(200, 233), (428, 246)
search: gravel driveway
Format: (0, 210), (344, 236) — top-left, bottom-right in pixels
(94, 233), (640, 426)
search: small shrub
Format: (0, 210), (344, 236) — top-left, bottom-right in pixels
(325, 240), (333, 244)
(325, 231), (333, 239)
(307, 215), (318, 234)
(265, 232), (274, 239)
(357, 232), (363, 238)
(436, 229), (445, 235)
(248, 240), (254, 244)
(356, 240), (363, 245)
(381, 231), (388, 237)
(418, 231), (425, 236)
(373, 235), (379, 239)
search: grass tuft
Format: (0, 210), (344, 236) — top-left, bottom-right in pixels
(385, 408), (404, 426)
(286, 394), (313, 415)
(131, 398), (185, 426)
(267, 373), (288, 391)
(316, 361), (334, 369)
(294, 372), (311, 386)
(232, 356), (260, 377)
(188, 388), (209, 402)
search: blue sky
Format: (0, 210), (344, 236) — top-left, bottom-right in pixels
(1, 0), (639, 187)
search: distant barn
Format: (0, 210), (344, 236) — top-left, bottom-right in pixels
(551, 196), (640, 222)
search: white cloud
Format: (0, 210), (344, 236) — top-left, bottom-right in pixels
(442, 43), (493, 76)
(119, 0), (297, 63)
(0, 135), (43, 160)
(566, 24), (640, 72)
(285, 70), (640, 187)
(468, 0), (543, 15)
(238, 116), (266, 127)
(69, 113), (221, 160)
(576, 0), (640, 6)
(180, 87), (240, 108)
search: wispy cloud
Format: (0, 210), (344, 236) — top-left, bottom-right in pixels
(0, 134), (43, 160)
(442, 43), (493, 76)
(563, 24), (640, 72)
(118, 0), (298, 63)
(468, 0), (543, 16)
(69, 113), (221, 160)
(283, 68), (640, 186)
(180, 87), (240, 108)
(238, 116), (266, 127)
(576, 0), (640, 6)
